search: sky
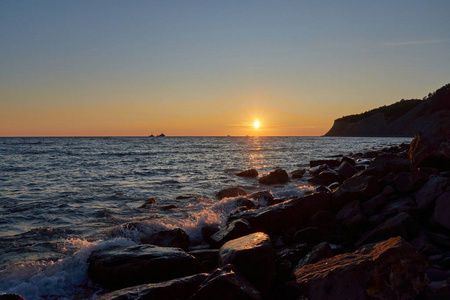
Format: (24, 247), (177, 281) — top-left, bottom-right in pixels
(1, 0), (450, 136)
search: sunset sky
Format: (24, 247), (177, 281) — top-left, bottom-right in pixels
(1, 0), (450, 136)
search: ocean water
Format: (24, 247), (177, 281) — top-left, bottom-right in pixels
(0, 136), (411, 299)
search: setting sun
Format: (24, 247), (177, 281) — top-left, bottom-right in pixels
(253, 121), (260, 128)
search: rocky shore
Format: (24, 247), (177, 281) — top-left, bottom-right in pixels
(2, 132), (450, 300)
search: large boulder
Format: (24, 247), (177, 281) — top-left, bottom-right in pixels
(409, 132), (450, 171)
(335, 200), (367, 234)
(190, 265), (262, 300)
(235, 169), (259, 178)
(336, 161), (358, 179)
(209, 219), (252, 248)
(294, 237), (429, 300)
(433, 191), (450, 230)
(216, 187), (247, 199)
(393, 171), (428, 193)
(415, 176), (448, 209)
(332, 175), (380, 209)
(258, 169), (289, 185)
(87, 245), (200, 290)
(141, 228), (190, 251)
(247, 190), (275, 206)
(219, 232), (275, 297)
(308, 170), (342, 186)
(229, 192), (332, 236)
(94, 273), (209, 300)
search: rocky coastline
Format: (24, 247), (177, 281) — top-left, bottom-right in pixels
(2, 132), (450, 300)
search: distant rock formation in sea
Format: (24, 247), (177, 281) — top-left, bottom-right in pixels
(324, 83), (450, 137)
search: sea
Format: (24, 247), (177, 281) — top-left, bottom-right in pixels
(0, 136), (412, 299)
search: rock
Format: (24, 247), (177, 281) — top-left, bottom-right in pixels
(309, 164), (329, 176)
(335, 200), (367, 233)
(294, 237), (428, 300)
(161, 204), (178, 210)
(276, 243), (310, 267)
(229, 192), (332, 236)
(88, 244), (200, 290)
(336, 161), (358, 179)
(219, 232), (275, 297)
(247, 190), (275, 206)
(190, 265), (262, 300)
(307, 210), (335, 235)
(308, 169), (342, 186)
(141, 228), (190, 251)
(369, 155), (410, 174)
(341, 156), (356, 166)
(295, 242), (333, 270)
(291, 169), (306, 179)
(361, 194), (389, 215)
(380, 196), (416, 216)
(393, 171), (428, 193)
(258, 169), (289, 185)
(201, 224), (220, 242)
(332, 175), (380, 210)
(328, 182), (340, 191)
(235, 169), (259, 178)
(234, 196), (256, 209)
(216, 186), (247, 199)
(415, 176), (448, 209)
(310, 159), (341, 168)
(356, 212), (421, 247)
(434, 191), (450, 230)
(314, 185), (331, 193)
(189, 249), (219, 273)
(410, 132), (450, 171)
(292, 227), (323, 246)
(139, 197), (156, 208)
(94, 273), (209, 300)
(209, 219), (252, 247)
(0, 295), (25, 300)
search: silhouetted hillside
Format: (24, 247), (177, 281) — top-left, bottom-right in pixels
(324, 83), (450, 137)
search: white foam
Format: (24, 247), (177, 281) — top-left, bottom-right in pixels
(0, 238), (136, 300)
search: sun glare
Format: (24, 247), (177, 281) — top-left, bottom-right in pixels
(253, 121), (260, 128)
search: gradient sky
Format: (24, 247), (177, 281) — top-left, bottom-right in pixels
(1, 0), (449, 136)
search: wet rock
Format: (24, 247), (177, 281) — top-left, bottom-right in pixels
(309, 164), (329, 176)
(415, 176), (448, 209)
(229, 192), (332, 236)
(88, 244), (200, 290)
(291, 169), (306, 179)
(190, 264), (262, 300)
(292, 227), (322, 246)
(335, 200), (367, 233)
(295, 242), (333, 270)
(247, 190), (275, 206)
(219, 232), (275, 297)
(161, 204), (178, 210)
(258, 169), (289, 185)
(209, 219), (252, 248)
(94, 273), (209, 300)
(341, 156), (356, 166)
(356, 212), (421, 247)
(189, 249), (219, 273)
(434, 191), (450, 230)
(308, 169), (342, 186)
(139, 197), (156, 208)
(294, 237), (428, 300)
(332, 175), (380, 209)
(410, 132), (450, 171)
(201, 224), (220, 242)
(310, 159), (340, 168)
(336, 161), (358, 179)
(314, 185), (331, 193)
(141, 228), (190, 251)
(235, 169), (259, 178)
(328, 182), (340, 191)
(216, 186), (247, 199)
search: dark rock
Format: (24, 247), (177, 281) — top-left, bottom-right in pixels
(427, 268), (450, 282)
(291, 169), (306, 179)
(295, 242), (333, 269)
(335, 200), (367, 233)
(219, 232), (275, 297)
(87, 244), (200, 290)
(393, 171), (429, 193)
(292, 227), (323, 246)
(216, 186), (247, 199)
(420, 281), (450, 300)
(361, 194), (389, 215)
(294, 237), (429, 300)
(356, 212), (421, 247)
(141, 228), (190, 251)
(229, 192), (332, 236)
(309, 164), (329, 177)
(336, 161), (358, 179)
(276, 243), (310, 266)
(415, 176), (448, 209)
(310, 159), (340, 168)
(381, 196), (416, 216)
(314, 185), (331, 193)
(234, 197), (256, 209)
(201, 224), (220, 242)
(235, 169), (259, 178)
(190, 264), (262, 300)
(410, 132), (450, 171)
(161, 204), (178, 210)
(332, 175), (380, 210)
(188, 249), (219, 273)
(341, 156), (356, 166)
(258, 169), (289, 185)
(209, 219), (252, 247)
(308, 169), (342, 186)
(247, 190), (275, 206)
(94, 273), (209, 300)
(328, 182), (340, 191)
(418, 167), (440, 176)
(307, 211), (335, 235)
(139, 197), (156, 208)
(0, 295), (25, 300)
(369, 155), (410, 174)
(434, 191), (450, 230)
(363, 151), (378, 158)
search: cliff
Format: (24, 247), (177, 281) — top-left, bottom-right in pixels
(324, 83), (450, 137)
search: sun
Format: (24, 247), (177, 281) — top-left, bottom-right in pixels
(253, 121), (260, 128)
